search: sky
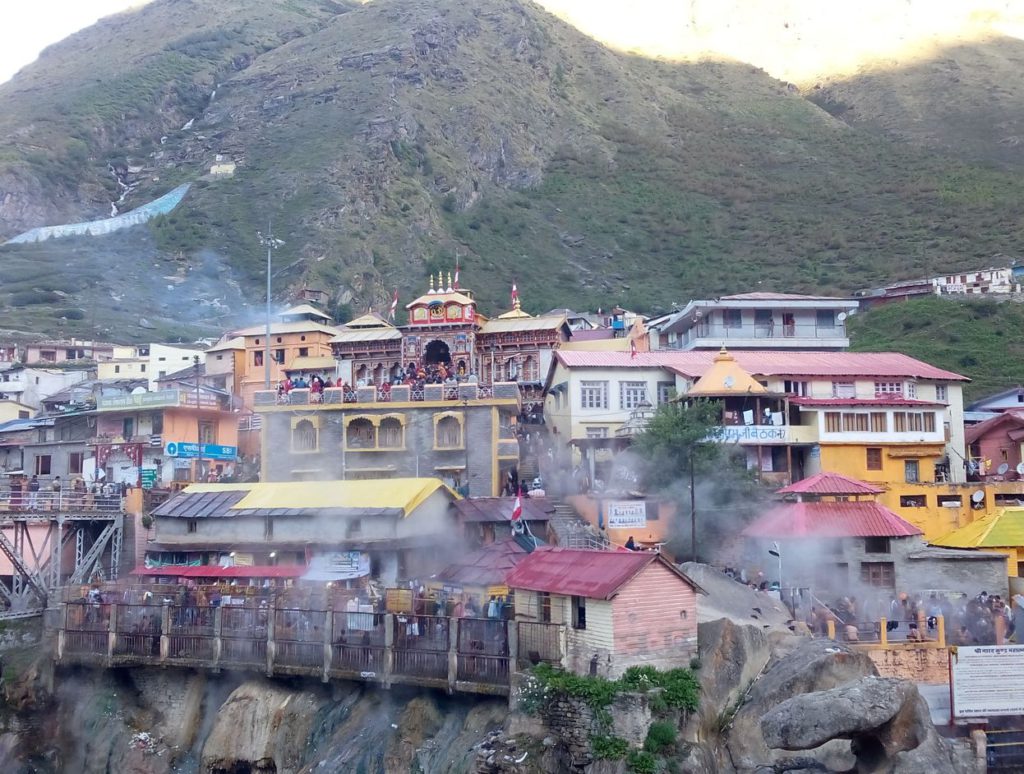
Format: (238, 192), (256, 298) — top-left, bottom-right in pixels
(0, 0), (147, 84)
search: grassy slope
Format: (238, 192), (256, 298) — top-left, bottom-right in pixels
(0, 0), (1022, 348)
(848, 297), (1024, 402)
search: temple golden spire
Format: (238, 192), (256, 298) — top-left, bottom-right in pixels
(447, 272), (453, 292)
(429, 273), (435, 293)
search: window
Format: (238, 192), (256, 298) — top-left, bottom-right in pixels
(540, 592), (552, 623)
(866, 448), (882, 470)
(657, 382), (675, 404)
(894, 412), (934, 432)
(900, 494), (926, 507)
(436, 415), (463, 448)
(152, 414), (163, 434)
(870, 412), (887, 432)
(842, 413), (868, 432)
(874, 381), (903, 397)
(114, 365), (121, 374)
(904, 460), (920, 483)
(264, 515), (274, 540)
(347, 519), (362, 538)
(893, 412), (906, 432)
(298, 347), (309, 357)
(824, 412), (841, 432)
(276, 337), (283, 344)
(347, 418), (376, 448)
(784, 380), (809, 397)
(571, 595), (587, 630)
(580, 381), (608, 409)
(905, 381), (917, 399)
(585, 427), (609, 439)
(722, 309), (742, 328)
(274, 349), (285, 364)
(140, 364), (146, 373)
(68, 452), (84, 475)
(865, 537), (891, 554)
(815, 309), (835, 328)
(35, 455), (52, 475)
(938, 495), (963, 508)
(199, 421), (216, 445)
(832, 381), (855, 398)
(379, 417), (404, 448)
(860, 562), (895, 588)
(620, 381), (648, 409)
(935, 385), (948, 402)
(216, 354), (224, 361)
(254, 351), (264, 367)
(187, 519), (198, 534)
(292, 419), (318, 452)
(122, 418), (134, 439)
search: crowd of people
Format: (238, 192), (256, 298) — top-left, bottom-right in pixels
(6, 474), (124, 511)
(276, 360), (488, 404)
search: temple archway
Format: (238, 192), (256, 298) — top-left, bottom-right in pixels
(424, 339), (451, 365)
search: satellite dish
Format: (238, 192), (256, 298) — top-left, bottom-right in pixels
(998, 463), (1010, 475)
(131, 386), (148, 395)
(971, 490), (986, 504)
(1017, 463), (1024, 476)
(837, 312), (848, 321)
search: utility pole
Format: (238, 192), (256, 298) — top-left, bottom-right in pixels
(257, 223), (284, 389)
(194, 354), (203, 482)
(689, 450), (697, 563)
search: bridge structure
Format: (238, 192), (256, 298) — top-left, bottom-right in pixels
(0, 493), (126, 620)
(53, 588), (566, 697)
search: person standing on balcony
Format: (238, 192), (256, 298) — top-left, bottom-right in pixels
(27, 475), (40, 510)
(51, 476), (62, 510)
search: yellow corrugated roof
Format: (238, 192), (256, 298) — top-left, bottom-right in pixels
(287, 355), (336, 371)
(933, 508), (1024, 548)
(687, 347), (768, 397)
(216, 478), (459, 517)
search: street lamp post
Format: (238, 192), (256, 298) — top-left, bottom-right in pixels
(769, 541), (783, 604)
(257, 224), (284, 390)
(689, 450), (697, 562)
(194, 354), (203, 482)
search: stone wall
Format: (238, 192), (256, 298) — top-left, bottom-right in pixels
(864, 645), (950, 684)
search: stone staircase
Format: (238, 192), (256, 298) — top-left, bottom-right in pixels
(547, 500), (611, 550)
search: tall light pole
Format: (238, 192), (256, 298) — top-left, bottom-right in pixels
(257, 224), (284, 389)
(769, 541), (783, 603)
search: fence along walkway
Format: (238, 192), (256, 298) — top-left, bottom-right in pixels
(56, 601), (567, 697)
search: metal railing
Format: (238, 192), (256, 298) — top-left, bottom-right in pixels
(2, 491), (124, 513)
(684, 322), (847, 344)
(258, 383), (513, 407)
(517, 621), (564, 667)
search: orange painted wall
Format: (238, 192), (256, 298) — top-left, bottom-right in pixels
(162, 408), (238, 449)
(564, 495), (677, 548)
(238, 331), (335, 407)
(610, 562), (698, 659)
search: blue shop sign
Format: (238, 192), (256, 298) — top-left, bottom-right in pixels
(164, 442), (238, 460)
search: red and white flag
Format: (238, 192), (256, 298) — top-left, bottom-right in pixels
(454, 255), (460, 290)
(630, 339), (638, 359)
(511, 281), (519, 304)
(388, 288), (399, 321)
(511, 494), (522, 522)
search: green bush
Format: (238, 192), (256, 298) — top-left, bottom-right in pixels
(591, 734), (629, 760)
(644, 721), (677, 754)
(627, 749), (657, 774)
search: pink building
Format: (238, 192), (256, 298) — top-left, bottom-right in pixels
(507, 548), (703, 678)
(965, 410), (1024, 479)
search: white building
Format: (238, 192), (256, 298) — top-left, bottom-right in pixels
(933, 267), (1022, 296)
(647, 293), (859, 351)
(96, 343), (207, 390)
(0, 366), (91, 411)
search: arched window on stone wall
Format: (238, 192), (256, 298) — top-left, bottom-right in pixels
(505, 358), (517, 381)
(347, 418), (376, 449)
(292, 419), (318, 452)
(436, 415), (462, 449)
(379, 417), (404, 449)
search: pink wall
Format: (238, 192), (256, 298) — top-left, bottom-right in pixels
(611, 561), (698, 663)
(972, 428), (1023, 472)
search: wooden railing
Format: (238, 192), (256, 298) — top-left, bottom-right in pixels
(56, 600), (534, 696)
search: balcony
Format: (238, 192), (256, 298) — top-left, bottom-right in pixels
(97, 389), (226, 412)
(254, 382), (523, 409)
(680, 323), (849, 350)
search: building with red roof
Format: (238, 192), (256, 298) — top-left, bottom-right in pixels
(506, 548), (703, 677)
(741, 473), (1006, 597)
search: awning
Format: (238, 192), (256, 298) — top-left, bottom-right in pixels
(131, 564), (305, 579)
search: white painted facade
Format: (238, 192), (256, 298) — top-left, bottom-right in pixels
(0, 367), (90, 411)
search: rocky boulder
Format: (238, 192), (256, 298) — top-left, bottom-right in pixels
(725, 638), (878, 772)
(761, 676), (968, 774)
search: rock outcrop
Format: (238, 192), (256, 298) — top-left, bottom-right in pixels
(761, 676), (966, 773)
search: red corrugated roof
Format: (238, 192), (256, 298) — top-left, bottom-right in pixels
(552, 350), (967, 381)
(776, 472), (884, 496)
(131, 565), (305, 578)
(742, 501), (922, 538)
(569, 329), (615, 341)
(505, 548), (699, 600)
(436, 538), (532, 586)
(964, 411), (1024, 445)
(790, 397), (944, 407)
(452, 496), (554, 523)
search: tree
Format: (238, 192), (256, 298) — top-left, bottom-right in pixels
(632, 399), (724, 490)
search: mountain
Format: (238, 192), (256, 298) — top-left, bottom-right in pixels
(1, 0), (1023, 341)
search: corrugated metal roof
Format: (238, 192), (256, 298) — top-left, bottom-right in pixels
(330, 328), (403, 343)
(232, 320), (340, 337)
(206, 336), (245, 352)
(479, 316), (567, 334)
(719, 292), (848, 301)
(406, 290), (476, 308)
(152, 487), (251, 518)
(790, 397), (944, 407)
(436, 537), (536, 586)
(287, 355), (337, 371)
(933, 508), (1024, 549)
(452, 496), (555, 523)
(776, 473), (884, 496)
(505, 548), (701, 600)
(281, 304), (332, 320)
(569, 329), (615, 341)
(742, 501), (922, 538)
(964, 411), (1024, 445)
(553, 350), (968, 381)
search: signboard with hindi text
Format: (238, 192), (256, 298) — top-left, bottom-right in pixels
(950, 645), (1024, 717)
(606, 500), (647, 529)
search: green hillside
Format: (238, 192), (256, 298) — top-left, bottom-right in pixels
(848, 297), (1024, 402)
(0, 0), (1023, 333)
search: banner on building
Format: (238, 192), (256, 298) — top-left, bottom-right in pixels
(301, 551), (370, 582)
(951, 645), (1024, 717)
(606, 500), (647, 529)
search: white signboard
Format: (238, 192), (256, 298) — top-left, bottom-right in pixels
(606, 501), (646, 529)
(951, 645), (1024, 717)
